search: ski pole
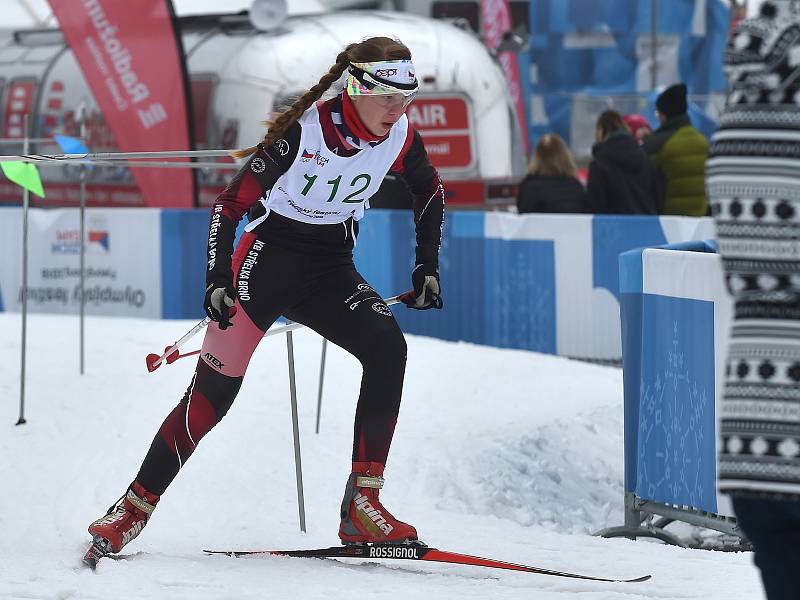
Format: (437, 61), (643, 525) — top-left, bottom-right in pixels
(145, 316), (211, 373)
(315, 338), (327, 434)
(8, 158), (240, 170)
(145, 294), (405, 372)
(281, 293), (404, 532)
(0, 149), (238, 163)
(310, 294), (403, 434)
(144, 306), (238, 373)
(285, 323), (306, 532)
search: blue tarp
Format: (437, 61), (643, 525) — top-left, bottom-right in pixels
(525, 0), (730, 147)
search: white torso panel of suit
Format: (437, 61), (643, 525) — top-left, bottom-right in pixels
(251, 104), (408, 226)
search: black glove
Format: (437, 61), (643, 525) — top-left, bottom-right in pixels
(204, 283), (237, 330)
(401, 263), (442, 310)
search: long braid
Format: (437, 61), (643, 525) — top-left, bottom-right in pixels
(231, 46), (355, 159)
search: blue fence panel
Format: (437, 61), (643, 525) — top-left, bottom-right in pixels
(619, 242), (725, 514)
(636, 294), (716, 512)
(160, 209), (208, 319)
(153, 209), (714, 362)
(352, 209), (396, 296)
(483, 239), (556, 353)
(619, 248), (644, 493)
(388, 212), (488, 344)
(593, 215), (667, 302)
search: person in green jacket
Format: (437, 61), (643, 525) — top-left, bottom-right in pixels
(642, 83), (709, 216)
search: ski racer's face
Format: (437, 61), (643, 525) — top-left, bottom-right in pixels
(352, 94), (407, 137)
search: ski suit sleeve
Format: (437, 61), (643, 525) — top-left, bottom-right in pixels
(206, 122), (300, 288)
(390, 127), (445, 266)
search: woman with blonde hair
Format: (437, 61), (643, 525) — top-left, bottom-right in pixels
(516, 133), (587, 213)
(83, 36), (444, 566)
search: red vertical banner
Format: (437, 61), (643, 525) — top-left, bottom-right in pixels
(47, 0), (195, 207)
(479, 0), (529, 153)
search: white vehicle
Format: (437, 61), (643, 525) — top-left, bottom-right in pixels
(0, 10), (525, 207)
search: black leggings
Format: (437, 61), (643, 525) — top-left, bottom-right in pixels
(136, 224), (407, 496)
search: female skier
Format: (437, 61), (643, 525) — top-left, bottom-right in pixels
(84, 36), (444, 563)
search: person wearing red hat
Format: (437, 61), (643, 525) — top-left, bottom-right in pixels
(622, 114), (652, 145)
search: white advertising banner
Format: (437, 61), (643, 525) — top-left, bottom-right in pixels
(0, 208), (161, 318)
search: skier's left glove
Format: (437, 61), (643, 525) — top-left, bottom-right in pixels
(400, 263), (442, 310)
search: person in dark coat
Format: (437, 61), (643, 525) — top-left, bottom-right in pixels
(516, 133), (588, 213)
(586, 110), (664, 214)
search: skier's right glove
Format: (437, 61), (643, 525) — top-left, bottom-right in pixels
(204, 284), (237, 330)
(400, 262), (443, 310)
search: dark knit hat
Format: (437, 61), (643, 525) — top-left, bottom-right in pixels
(656, 83), (688, 118)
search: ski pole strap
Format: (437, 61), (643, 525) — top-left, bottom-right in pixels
(355, 475), (384, 489)
(126, 488), (157, 514)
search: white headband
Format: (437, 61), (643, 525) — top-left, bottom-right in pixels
(346, 60), (419, 97)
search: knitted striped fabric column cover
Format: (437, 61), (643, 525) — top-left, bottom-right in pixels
(709, 2), (800, 499)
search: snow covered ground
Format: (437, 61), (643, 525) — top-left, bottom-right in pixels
(0, 313), (764, 599)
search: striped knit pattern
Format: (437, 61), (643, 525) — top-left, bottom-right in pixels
(711, 6), (800, 500)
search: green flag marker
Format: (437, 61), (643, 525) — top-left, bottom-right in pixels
(0, 161), (45, 198)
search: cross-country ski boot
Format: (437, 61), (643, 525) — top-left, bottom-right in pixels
(338, 461), (420, 546)
(83, 481), (160, 568)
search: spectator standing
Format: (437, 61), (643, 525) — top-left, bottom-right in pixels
(623, 113), (653, 145)
(586, 110), (663, 214)
(516, 133), (588, 213)
(710, 3), (800, 599)
(643, 83), (709, 216)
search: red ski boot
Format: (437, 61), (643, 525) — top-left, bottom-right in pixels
(83, 481), (159, 568)
(338, 461), (418, 545)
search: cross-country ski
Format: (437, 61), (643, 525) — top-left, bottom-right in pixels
(203, 543), (652, 583)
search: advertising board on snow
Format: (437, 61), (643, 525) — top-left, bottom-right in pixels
(0, 208), (161, 318)
(0, 208), (717, 362)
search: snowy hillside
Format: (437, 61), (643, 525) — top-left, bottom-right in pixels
(0, 314), (763, 599)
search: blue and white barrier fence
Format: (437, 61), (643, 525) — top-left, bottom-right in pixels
(599, 241), (737, 543)
(0, 207), (715, 360)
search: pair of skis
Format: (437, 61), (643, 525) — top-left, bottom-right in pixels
(203, 541), (651, 584)
(84, 536), (650, 583)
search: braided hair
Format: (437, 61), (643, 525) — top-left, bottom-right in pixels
(232, 37), (412, 159)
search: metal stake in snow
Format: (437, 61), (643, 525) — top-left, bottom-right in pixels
(16, 115), (31, 427)
(78, 109), (88, 376)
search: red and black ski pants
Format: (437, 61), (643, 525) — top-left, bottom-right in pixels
(136, 222), (407, 496)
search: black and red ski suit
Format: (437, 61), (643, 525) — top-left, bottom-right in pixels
(136, 95), (445, 495)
